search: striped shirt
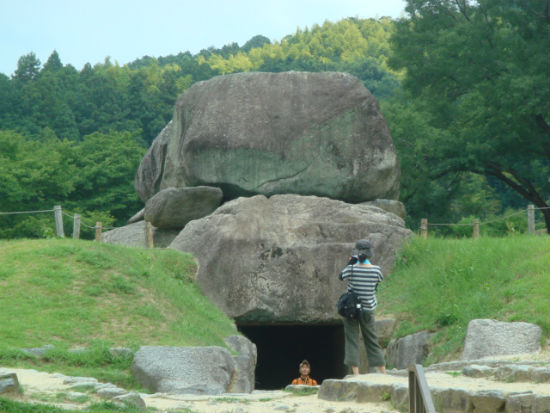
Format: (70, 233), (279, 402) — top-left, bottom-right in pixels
(339, 263), (384, 310)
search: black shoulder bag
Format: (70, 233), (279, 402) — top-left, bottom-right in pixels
(337, 265), (362, 319)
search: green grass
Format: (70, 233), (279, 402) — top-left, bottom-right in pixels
(0, 397), (149, 413)
(378, 234), (550, 364)
(0, 238), (238, 387)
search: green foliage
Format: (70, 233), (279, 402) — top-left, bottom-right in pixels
(0, 130), (144, 238)
(389, 0), (550, 230)
(378, 235), (550, 362)
(1, 13), (547, 235)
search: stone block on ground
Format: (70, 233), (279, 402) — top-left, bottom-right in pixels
(462, 319), (541, 360)
(224, 335), (257, 393)
(132, 346), (236, 395)
(470, 390), (506, 413)
(112, 392), (146, 410)
(386, 331), (434, 370)
(0, 373), (20, 395)
(102, 220), (179, 248)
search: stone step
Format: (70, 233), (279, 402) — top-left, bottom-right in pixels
(318, 369), (550, 413)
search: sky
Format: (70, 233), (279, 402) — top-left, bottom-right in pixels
(0, 0), (407, 77)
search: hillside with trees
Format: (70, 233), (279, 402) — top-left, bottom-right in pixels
(0, 3), (548, 238)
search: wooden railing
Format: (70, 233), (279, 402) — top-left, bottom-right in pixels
(408, 364), (436, 413)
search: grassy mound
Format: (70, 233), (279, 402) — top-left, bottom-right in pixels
(378, 235), (550, 364)
(0, 238), (238, 386)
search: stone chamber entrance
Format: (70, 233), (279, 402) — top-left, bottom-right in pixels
(238, 324), (347, 390)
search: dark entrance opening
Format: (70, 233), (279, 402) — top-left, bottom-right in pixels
(238, 324), (347, 390)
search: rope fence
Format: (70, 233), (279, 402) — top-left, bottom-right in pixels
(1, 204), (548, 245)
(420, 205), (549, 238)
(0, 209), (55, 215)
(0, 205), (128, 243)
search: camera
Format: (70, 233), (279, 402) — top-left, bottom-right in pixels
(347, 255), (358, 265)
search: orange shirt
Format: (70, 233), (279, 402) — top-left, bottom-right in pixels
(291, 376), (318, 386)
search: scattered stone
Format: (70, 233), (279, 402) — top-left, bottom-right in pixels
(109, 347), (134, 359)
(96, 386), (127, 399)
(390, 384), (409, 412)
(531, 366), (550, 383)
(63, 376), (98, 386)
(66, 391), (88, 401)
(112, 392), (146, 410)
(67, 382), (96, 391)
(469, 390), (506, 412)
(462, 319), (541, 360)
(431, 387), (472, 413)
(0, 373), (20, 395)
(534, 395), (550, 413)
(463, 364), (497, 378)
(386, 331), (434, 370)
(20, 344), (54, 357)
(355, 382), (393, 403)
(505, 392), (535, 413)
(495, 365), (533, 382)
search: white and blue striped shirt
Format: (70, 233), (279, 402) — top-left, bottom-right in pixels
(340, 264), (384, 310)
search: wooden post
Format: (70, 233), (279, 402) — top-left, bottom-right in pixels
(473, 219), (480, 239)
(54, 205), (65, 237)
(73, 214), (81, 239)
(145, 221), (154, 248)
(527, 204), (535, 234)
(420, 218), (428, 239)
(95, 222), (102, 242)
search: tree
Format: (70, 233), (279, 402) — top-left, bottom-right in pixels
(389, 0), (550, 232)
(13, 52), (41, 81)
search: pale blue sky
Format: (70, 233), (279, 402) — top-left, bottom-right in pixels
(0, 0), (407, 77)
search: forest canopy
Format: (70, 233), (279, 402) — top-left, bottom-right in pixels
(1, 6), (548, 237)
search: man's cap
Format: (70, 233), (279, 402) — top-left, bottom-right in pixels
(300, 359), (310, 367)
(355, 239), (373, 258)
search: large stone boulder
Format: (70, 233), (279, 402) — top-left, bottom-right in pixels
(144, 186), (223, 229)
(132, 346), (236, 394)
(135, 71), (400, 203)
(135, 120), (173, 202)
(462, 319), (542, 360)
(169, 194), (411, 324)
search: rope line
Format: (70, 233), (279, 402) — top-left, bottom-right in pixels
(2, 204), (548, 231)
(427, 206), (548, 227)
(62, 210), (119, 230)
(0, 209), (54, 215)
